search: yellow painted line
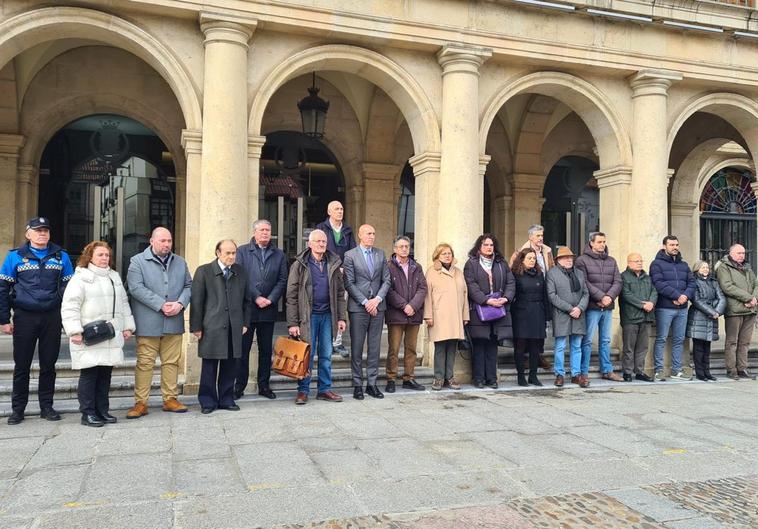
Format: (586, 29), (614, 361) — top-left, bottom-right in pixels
(247, 483), (285, 492)
(663, 448), (687, 454)
(160, 491), (183, 500)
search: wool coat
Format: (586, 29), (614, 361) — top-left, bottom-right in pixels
(574, 243), (623, 310)
(235, 240), (288, 322)
(463, 256), (516, 341)
(649, 249), (696, 310)
(189, 261), (252, 360)
(61, 264), (136, 370)
(127, 247), (192, 336)
(423, 261), (469, 342)
(285, 249), (347, 343)
(385, 256), (427, 325)
(619, 268), (658, 326)
(511, 268), (551, 340)
(686, 275), (726, 342)
(546, 265), (589, 337)
(715, 256), (758, 317)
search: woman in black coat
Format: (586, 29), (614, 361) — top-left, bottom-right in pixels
(686, 260), (726, 381)
(464, 234), (515, 388)
(511, 248), (551, 387)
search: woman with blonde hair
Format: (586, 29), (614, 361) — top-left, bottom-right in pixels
(61, 241), (135, 426)
(423, 243), (469, 390)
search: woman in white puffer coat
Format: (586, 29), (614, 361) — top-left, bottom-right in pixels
(61, 241), (135, 427)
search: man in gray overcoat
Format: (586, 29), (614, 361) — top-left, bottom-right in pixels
(126, 227), (192, 418)
(546, 247), (589, 388)
(190, 240), (252, 413)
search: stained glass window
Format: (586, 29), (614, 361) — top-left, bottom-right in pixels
(699, 168), (756, 214)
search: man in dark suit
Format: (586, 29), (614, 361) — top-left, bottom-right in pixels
(235, 220), (288, 399)
(343, 224), (391, 399)
(190, 240), (252, 413)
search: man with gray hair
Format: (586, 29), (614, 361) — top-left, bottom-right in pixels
(510, 224), (554, 370)
(716, 243), (758, 379)
(235, 219), (288, 399)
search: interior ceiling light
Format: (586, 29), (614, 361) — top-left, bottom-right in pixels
(734, 31), (758, 39)
(586, 9), (653, 23)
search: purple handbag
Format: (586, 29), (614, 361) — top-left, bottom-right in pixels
(476, 291), (507, 322)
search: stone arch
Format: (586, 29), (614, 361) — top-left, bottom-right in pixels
(480, 72), (632, 170)
(0, 6), (202, 130)
(667, 93), (758, 163)
(249, 44), (440, 155)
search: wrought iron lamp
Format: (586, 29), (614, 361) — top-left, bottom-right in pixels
(298, 72), (329, 138)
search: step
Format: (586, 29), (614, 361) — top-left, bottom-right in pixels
(0, 374), (167, 400)
(0, 358), (158, 380)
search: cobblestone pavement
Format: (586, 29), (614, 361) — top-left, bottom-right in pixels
(0, 381), (757, 528)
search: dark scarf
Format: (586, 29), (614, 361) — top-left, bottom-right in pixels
(560, 265), (581, 292)
(442, 262), (452, 271)
(728, 256), (748, 270)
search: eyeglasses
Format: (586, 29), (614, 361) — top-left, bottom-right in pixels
(629, 260), (643, 263)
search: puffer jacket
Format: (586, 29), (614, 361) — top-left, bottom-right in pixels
(574, 243), (622, 310)
(686, 275), (726, 342)
(385, 256), (427, 325)
(61, 264), (136, 370)
(649, 250), (696, 310)
(715, 256), (758, 317)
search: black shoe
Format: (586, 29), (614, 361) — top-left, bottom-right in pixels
(7, 412), (24, 425)
(635, 373), (653, 382)
(385, 380), (396, 393)
(474, 380), (484, 389)
(528, 374), (543, 387)
(353, 386), (364, 400)
(402, 379), (425, 391)
(201, 407), (215, 414)
(517, 374), (528, 387)
(365, 385), (384, 399)
(737, 370), (751, 379)
(96, 413), (117, 424)
(696, 375), (708, 381)
(706, 374), (718, 381)
(258, 389), (276, 399)
(485, 380), (498, 389)
(81, 414), (105, 427)
(234, 389), (244, 400)
(40, 408), (62, 421)
(623, 373), (633, 382)
(219, 404), (240, 411)
(335, 344), (349, 358)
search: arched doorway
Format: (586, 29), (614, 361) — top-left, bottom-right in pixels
(541, 156), (599, 254)
(38, 114), (176, 273)
(258, 131), (345, 260)
(699, 167), (756, 271)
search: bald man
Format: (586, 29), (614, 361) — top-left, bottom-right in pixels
(126, 227), (192, 418)
(619, 253), (656, 382)
(343, 224), (391, 399)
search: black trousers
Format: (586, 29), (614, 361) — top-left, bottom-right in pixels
(236, 321), (275, 393)
(12, 308), (62, 414)
(472, 337), (498, 383)
(692, 339), (712, 378)
(514, 338), (543, 376)
(78, 366), (113, 415)
(200, 330), (237, 409)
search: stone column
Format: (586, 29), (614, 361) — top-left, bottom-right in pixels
(247, 135), (266, 230)
(198, 13), (256, 261)
(670, 201), (699, 265)
(629, 70), (682, 262)
(363, 162), (402, 253)
(437, 44), (491, 257)
(347, 185), (364, 231)
(494, 194), (513, 252)
(15, 165), (36, 244)
(0, 134), (24, 255)
(511, 173), (546, 251)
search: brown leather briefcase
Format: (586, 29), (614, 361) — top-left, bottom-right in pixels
(272, 335), (311, 380)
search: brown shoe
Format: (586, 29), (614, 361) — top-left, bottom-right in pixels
(579, 375), (590, 388)
(601, 372), (623, 382)
(126, 401), (148, 419)
(554, 375), (564, 387)
(570, 375), (581, 385)
(448, 378), (461, 390)
(316, 390), (343, 402)
(162, 398), (188, 413)
(295, 392), (308, 405)
(538, 355), (551, 370)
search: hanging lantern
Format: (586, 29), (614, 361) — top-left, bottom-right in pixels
(298, 72), (330, 138)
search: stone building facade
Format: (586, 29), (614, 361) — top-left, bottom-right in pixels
(1, 0), (757, 387)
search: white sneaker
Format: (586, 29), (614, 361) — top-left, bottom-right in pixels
(654, 371), (666, 382)
(670, 371), (691, 380)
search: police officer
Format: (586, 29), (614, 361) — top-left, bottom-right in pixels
(0, 217), (74, 425)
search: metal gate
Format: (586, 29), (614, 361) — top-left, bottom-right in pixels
(699, 214), (756, 272)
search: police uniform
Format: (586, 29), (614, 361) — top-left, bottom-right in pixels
(0, 217), (74, 423)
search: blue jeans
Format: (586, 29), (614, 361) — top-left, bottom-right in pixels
(653, 308), (687, 372)
(297, 312), (333, 395)
(581, 309), (614, 374)
(553, 335), (584, 377)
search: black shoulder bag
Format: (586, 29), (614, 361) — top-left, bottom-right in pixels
(82, 277), (117, 346)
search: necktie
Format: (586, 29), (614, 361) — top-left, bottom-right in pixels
(365, 249), (374, 275)
(223, 267), (230, 281)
